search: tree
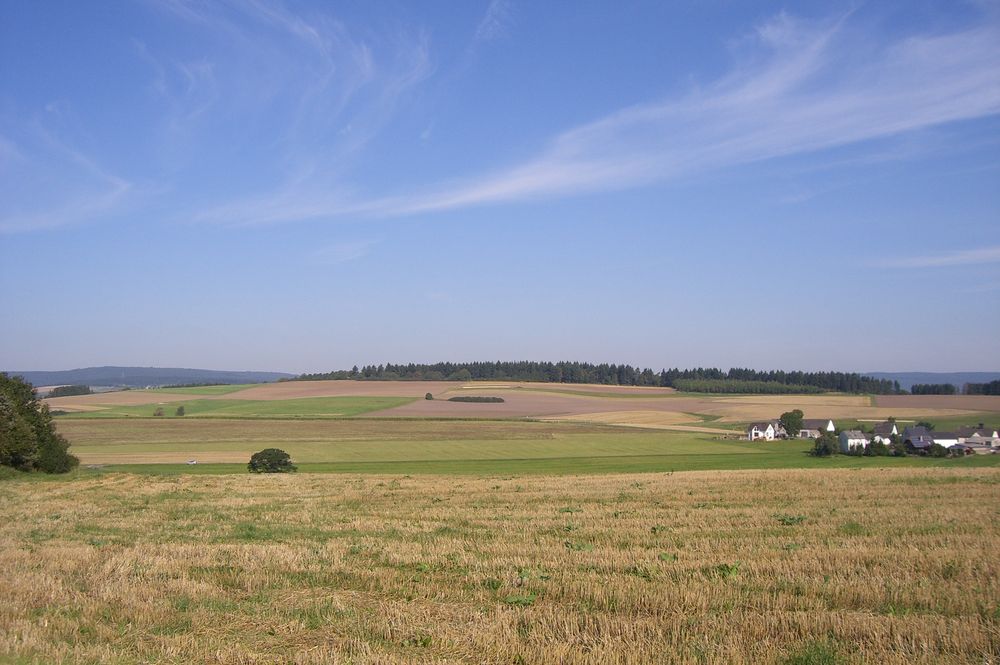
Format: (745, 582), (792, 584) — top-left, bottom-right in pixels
(424, 393), (434, 400)
(175, 405), (186, 416)
(927, 443), (948, 458)
(0, 394), (38, 470)
(888, 434), (907, 457)
(0, 373), (78, 474)
(153, 407), (165, 417)
(810, 432), (837, 457)
(865, 439), (889, 456)
(248, 448), (297, 473)
(916, 421), (935, 431)
(779, 409), (804, 437)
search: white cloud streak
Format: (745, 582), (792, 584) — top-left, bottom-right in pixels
(360, 13), (1000, 218)
(883, 246), (1000, 268)
(192, 10), (1000, 226)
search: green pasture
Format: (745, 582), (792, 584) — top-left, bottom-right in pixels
(58, 396), (415, 419)
(57, 416), (1000, 475)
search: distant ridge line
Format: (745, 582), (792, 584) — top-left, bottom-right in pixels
(5, 366), (294, 388)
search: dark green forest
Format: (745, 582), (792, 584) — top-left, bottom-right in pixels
(295, 362), (899, 394)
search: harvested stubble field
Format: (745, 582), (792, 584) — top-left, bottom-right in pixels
(1, 468), (998, 664)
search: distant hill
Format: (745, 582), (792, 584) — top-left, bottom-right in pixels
(865, 371), (1000, 391)
(5, 366), (293, 388)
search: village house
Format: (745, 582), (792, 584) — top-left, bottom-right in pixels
(957, 425), (1000, 447)
(746, 421), (786, 441)
(871, 421), (899, 443)
(930, 431), (960, 448)
(798, 418), (835, 438)
(839, 430), (869, 454)
(902, 425), (935, 452)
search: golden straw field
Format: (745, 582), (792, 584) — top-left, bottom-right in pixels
(2, 468), (998, 664)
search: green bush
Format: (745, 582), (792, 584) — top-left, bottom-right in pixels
(424, 393), (433, 400)
(175, 405), (186, 416)
(864, 440), (890, 456)
(810, 432), (837, 457)
(928, 443), (948, 458)
(248, 448), (297, 473)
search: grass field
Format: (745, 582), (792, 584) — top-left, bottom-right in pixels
(55, 418), (1000, 473)
(2, 468), (997, 663)
(58, 396), (415, 419)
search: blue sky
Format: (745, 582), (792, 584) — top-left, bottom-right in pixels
(2, 0), (998, 373)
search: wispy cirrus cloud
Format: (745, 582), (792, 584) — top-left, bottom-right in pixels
(474, 0), (514, 43)
(191, 9), (1000, 226)
(362, 12), (1000, 217)
(883, 246), (1000, 269)
(2, 0), (431, 233)
(0, 115), (133, 234)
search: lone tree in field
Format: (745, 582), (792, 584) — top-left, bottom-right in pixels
(425, 392), (434, 400)
(779, 409), (804, 437)
(248, 448), (297, 473)
(175, 405), (186, 416)
(0, 373), (79, 474)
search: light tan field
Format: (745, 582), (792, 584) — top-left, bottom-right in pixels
(45, 391), (190, 412)
(2, 468), (997, 664)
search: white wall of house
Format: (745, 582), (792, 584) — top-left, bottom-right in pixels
(747, 424), (775, 441)
(839, 431), (869, 453)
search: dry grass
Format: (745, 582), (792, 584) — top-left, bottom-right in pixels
(2, 468), (998, 664)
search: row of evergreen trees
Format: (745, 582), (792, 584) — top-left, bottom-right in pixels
(964, 380), (1000, 395)
(911, 381), (1000, 395)
(295, 362), (899, 394)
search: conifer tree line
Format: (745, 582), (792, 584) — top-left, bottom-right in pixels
(295, 362), (900, 394)
(911, 381), (1000, 395)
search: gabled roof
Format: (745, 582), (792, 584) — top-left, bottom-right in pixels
(747, 422), (773, 431)
(931, 431), (959, 440)
(957, 426), (999, 437)
(872, 422), (897, 435)
(903, 425), (931, 437)
(840, 430), (867, 439)
(801, 418), (833, 428)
